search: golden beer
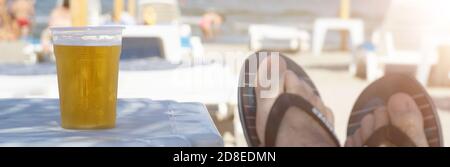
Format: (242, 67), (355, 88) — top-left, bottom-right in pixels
(51, 26), (123, 129)
(54, 45), (121, 129)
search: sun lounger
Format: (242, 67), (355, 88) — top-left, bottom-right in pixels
(248, 24), (310, 52)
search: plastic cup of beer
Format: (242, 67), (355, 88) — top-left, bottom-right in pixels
(51, 26), (124, 129)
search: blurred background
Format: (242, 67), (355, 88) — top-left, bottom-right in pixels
(0, 0), (449, 146)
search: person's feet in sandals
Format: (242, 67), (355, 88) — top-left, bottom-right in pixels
(255, 56), (336, 146)
(345, 93), (429, 147)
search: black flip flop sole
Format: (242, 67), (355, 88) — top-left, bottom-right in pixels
(347, 74), (443, 147)
(238, 51), (321, 147)
(265, 93), (340, 146)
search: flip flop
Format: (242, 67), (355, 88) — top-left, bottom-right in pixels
(347, 74), (443, 147)
(238, 51), (339, 147)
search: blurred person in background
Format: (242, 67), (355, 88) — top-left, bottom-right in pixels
(10, 0), (34, 39)
(199, 11), (225, 40)
(0, 0), (19, 41)
(40, 0), (71, 60)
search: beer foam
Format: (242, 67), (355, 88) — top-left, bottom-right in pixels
(51, 26), (124, 46)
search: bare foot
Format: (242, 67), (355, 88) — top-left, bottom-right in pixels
(345, 93), (429, 147)
(255, 55), (336, 146)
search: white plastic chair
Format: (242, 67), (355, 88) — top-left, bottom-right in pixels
(122, 25), (182, 63)
(358, 0), (448, 85)
(312, 18), (364, 56)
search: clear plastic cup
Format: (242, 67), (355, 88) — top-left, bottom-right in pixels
(51, 26), (124, 129)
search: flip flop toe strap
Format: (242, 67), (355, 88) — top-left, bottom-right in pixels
(364, 125), (416, 147)
(264, 93), (339, 147)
